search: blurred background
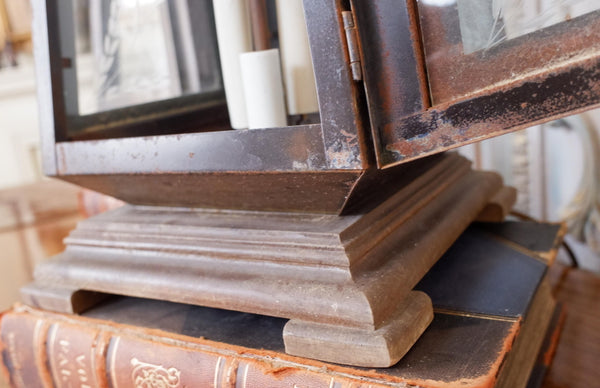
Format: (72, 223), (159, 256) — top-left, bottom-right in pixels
(0, 0), (599, 371)
(0, 0), (599, 301)
(0, 0), (599, 386)
(0, 0), (129, 316)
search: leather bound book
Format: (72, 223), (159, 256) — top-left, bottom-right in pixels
(1, 221), (562, 388)
(525, 305), (566, 388)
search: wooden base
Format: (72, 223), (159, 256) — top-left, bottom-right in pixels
(284, 291), (433, 367)
(22, 154), (506, 366)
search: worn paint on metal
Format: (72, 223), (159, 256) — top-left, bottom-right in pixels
(304, 0), (369, 170)
(419, 7), (600, 104)
(351, 0), (430, 168)
(381, 54), (600, 167)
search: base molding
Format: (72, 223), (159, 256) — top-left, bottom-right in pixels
(22, 154), (506, 366)
(284, 291), (434, 367)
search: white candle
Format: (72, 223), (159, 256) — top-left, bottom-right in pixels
(212, 0), (253, 129)
(240, 49), (287, 129)
(276, 0), (319, 115)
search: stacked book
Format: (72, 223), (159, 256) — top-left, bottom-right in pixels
(1, 219), (564, 388)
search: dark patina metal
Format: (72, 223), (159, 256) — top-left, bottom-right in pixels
(35, 0), (600, 211)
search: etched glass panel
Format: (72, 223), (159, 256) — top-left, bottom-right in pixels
(65, 0), (221, 115)
(417, 0), (600, 103)
(455, 0), (599, 54)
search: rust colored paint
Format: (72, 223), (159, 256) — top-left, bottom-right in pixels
(303, 0), (369, 170)
(325, 128), (362, 169)
(406, 0), (431, 109)
(381, 54), (600, 167)
(351, 0), (429, 167)
(419, 7), (600, 104)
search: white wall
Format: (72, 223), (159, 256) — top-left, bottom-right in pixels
(0, 55), (42, 189)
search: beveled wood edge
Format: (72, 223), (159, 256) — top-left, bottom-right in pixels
(341, 153), (470, 255)
(283, 291), (433, 367)
(60, 155), (468, 269)
(26, 165), (504, 330)
(20, 282), (110, 315)
(27, 259), (374, 328)
(476, 186), (517, 223)
(357, 170), (504, 325)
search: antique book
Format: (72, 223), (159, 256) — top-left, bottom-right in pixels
(525, 305), (565, 388)
(1, 221), (561, 388)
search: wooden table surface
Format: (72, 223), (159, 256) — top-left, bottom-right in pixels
(543, 263), (600, 388)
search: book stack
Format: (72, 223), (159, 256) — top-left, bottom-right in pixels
(0, 220), (564, 388)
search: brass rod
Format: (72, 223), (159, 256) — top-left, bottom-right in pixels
(247, 0), (271, 51)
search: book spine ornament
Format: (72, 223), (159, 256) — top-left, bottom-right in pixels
(0, 309), (393, 388)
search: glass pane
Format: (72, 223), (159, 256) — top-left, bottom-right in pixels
(455, 0), (599, 54)
(417, 0), (600, 104)
(58, 0), (320, 136)
(66, 0), (222, 115)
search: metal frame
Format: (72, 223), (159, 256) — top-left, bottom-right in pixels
(35, 0), (370, 177)
(350, 0), (430, 168)
(35, 0), (600, 207)
(419, 5), (600, 104)
(373, 6), (600, 168)
(33, 0), (383, 213)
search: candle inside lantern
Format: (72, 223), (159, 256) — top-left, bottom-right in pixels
(276, 0), (319, 115)
(212, 0), (253, 129)
(240, 49), (287, 129)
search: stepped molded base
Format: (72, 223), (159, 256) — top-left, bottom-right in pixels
(284, 291), (433, 367)
(20, 283), (108, 314)
(21, 154), (507, 366)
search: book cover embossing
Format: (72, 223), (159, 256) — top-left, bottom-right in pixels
(5, 331), (25, 388)
(55, 339), (93, 388)
(131, 358), (181, 388)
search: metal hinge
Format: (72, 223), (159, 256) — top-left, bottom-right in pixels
(342, 10), (363, 81)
